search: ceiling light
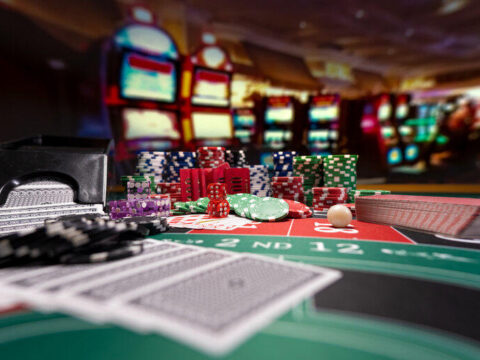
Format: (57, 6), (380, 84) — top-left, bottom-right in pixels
(355, 9), (365, 19)
(405, 28), (415, 37)
(438, 0), (469, 15)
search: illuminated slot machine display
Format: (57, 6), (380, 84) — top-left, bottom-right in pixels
(180, 33), (234, 147)
(404, 103), (439, 162)
(233, 108), (256, 144)
(104, 6), (182, 159)
(261, 96), (297, 168)
(307, 94), (340, 155)
(394, 94), (419, 164)
(376, 94), (403, 167)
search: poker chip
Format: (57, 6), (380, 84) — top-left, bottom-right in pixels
(226, 150), (248, 167)
(272, 151), (297, 177)
(311, 185), (350, 211)
(293, 155), (324, 206)
(348, 189), (391, 203)
(59, 244), (144, 264)
(0, 214), (169, 267)
(135, 151), (167, 181)
(166, 151), (196, 182)
(271, 175), (305, 202)
(197, 147), (226, 169)
(244, 165), (271, 197)
(282, 199), (313, 219)
(249, 197), (289, 222)
(323, 155), (358, 193)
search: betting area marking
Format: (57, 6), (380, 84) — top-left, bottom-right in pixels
(188, 218), (414, 244)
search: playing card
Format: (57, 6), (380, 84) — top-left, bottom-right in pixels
(168, 214), (257, 230)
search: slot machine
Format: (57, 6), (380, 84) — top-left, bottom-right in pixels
(259, 96), (303, 168)
(104, 6), (183, 161)
(180, 33), (234, 148)
(394, 94), (419, 164)
(376, 94), (403, 167)
(233, 108), (256, 144)
(306, 94), (340, 155)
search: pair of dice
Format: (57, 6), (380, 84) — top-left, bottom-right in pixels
(207, 183), (230, 218)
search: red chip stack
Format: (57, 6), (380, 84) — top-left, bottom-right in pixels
(207, 183), (230, 218)
(271, 176), (305, 203)
(312, 187), (348, 211)
(156, 182), (182, 207)
(197, 147), (226, 168)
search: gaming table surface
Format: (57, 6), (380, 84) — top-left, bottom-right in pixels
(1, 196), (480, 360)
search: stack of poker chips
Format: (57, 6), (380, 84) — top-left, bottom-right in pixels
(197, 147), (226, 168)
(272, 151), (297, 177)
(135, 151), (167, 179)
(126, 180), (151, 200)
(0, 214), (168, 266)
(121, 175), (158, 194)
(166, 151), (196, 183)
(271, 176), (305, 203)
(312, 187), (348, 211)
(323, 155), (358, 193)
(109, 196), (170, 219)
(293, 155), (324, 206)
(245, 165), (271, 197)
(348, 189), (391, 203)
(206, 183), (230, 218)
(156, 182), (182, 207)
(226, 150), (248, 167)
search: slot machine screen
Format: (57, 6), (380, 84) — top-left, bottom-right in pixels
(264, 129), (292, 143)
(378, 103), (392, 121)
(120, 53), (177, 102)
(387, 147), (403, 165)
(192, 69), (230, 107)
(396, 104), (408, 119)
(122, 108), (180, 140)
(234, 110), (255, 127)
(265, 97), (294, 124)
(192, 112), (232, 139)
(308, 129), (329, 143)
(234, 129), (252, 142)
(309, 95), (339, 122)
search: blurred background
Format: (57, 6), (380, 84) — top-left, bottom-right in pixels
(1, 0), (479, 185)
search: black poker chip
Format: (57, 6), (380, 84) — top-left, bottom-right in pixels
(0, 214), (169, 267)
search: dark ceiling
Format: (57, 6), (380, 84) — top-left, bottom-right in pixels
(2, 0), (480, 79)
(186, 0), (480, 76)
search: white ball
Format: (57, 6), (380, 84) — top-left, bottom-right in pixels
(327, 205), (352, 228)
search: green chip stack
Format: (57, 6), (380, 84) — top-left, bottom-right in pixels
(323, 155), (358, 195)
(348, 189), (391, 203)
(293, 155), (323, 206)
(121, 175), (162, 194)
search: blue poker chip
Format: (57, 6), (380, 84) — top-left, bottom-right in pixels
(168, 163), (196, 168)
(169, 151), (196, 159)
(273, 165), (293, 172)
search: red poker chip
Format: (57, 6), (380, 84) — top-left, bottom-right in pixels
(282, 199), (312, 219)
(271, 185), (304, 190)
(313, 187), (347, 194)
(197, 146), (225, 151)
(271, 176), (303, 183)
(313, 196), (348, 202)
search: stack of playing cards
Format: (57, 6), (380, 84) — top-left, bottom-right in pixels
(356, 195), (480, 239)
(0, 240), (341, 355)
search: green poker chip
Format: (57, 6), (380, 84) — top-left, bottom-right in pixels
(249, 197), (289, 222)
(174, 202), (190, 213)
(195, 197), (210, 212)
(233, 194), (256, 218)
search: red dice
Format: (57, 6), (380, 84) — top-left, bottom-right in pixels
(207, 183), (229, 218)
